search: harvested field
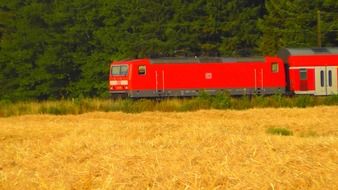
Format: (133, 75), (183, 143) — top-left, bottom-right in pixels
(0, 106), (337, 190)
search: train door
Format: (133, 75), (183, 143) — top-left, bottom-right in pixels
(315, 66), (337, 95)
(154, 68), (165, 96)
(299, 69), (308, 91)
(327, 66), (337, 94)
(254, 68), (264, 94)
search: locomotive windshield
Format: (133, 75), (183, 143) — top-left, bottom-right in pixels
(111, 65), (128, 76)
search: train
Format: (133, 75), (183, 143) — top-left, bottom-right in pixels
(108, 48), (338, 98)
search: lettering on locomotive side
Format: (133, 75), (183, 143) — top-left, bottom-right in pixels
(205, 73), (212, 80)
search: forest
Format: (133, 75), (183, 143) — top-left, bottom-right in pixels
(0, 0), (337, 100)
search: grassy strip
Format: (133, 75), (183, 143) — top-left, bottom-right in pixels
(266, 127), (293, 136)
(1, 93), (338, 117)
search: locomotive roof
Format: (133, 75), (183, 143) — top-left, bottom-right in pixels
(277, 47), (338, 62)
(150, 57), (266, 64)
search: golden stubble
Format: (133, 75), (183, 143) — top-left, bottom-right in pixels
(0, 106), (337, 190)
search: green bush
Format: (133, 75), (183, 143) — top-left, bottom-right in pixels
(0, 99), (12, 106)
(266, 127), (293, 136)
(179, 98), (204, 111)
(231, 95), (252, 110)
(1, 93), (338, 117)
(211, 91), (231, 109)
(132, 99), (155, 113)
(269, 93), (287, 107)
(251, 95), (269, 107)
(155, 99), (181, 112)
(323, 94), (338, 105)
(196, 91), (213, 109)
(47, 106), (66, 115)
(294, 95), (314, 108)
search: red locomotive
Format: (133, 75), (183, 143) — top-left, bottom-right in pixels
(109, 48), (338, 98)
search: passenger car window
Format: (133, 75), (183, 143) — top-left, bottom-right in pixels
(271, 62), (279, 73)
(320, 71), (324, 87)
(138, 65), (146, 75)
(328, 70), (332, 87)
(300, 69), (307, 80)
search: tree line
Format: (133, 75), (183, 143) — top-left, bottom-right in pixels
(0, 0), (337, 100)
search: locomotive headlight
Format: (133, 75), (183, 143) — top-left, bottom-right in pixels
(110, 80), (118, 85)
(121, 80), (128, 85)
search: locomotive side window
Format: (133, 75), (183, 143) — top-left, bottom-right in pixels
(300, 69), (307, 80)
(271, 62), (279, 73)
(138, 65), (146, 75)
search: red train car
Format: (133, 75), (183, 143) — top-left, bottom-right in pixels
(278, 48), (338, 95)
(109, 57), (286, 98)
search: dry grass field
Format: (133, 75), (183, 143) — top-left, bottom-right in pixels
(0, 106), (337, 190)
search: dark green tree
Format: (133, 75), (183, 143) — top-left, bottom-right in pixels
(258, 0), (337, 55)
(1, 0), (336, 101)
(0, 1), (51, 100)
(219, 0), (264, 56)
(321, 0), (338, 46)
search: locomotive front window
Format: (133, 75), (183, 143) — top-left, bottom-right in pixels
(271, 62), (279, 73)
(111, 65), (128, 76)
(120, 65), (128, 75)
(300, 69), (307, 80)
(111, 66), (120, 76)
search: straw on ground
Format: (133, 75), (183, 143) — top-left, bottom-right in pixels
(0, 106), (337, 189)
